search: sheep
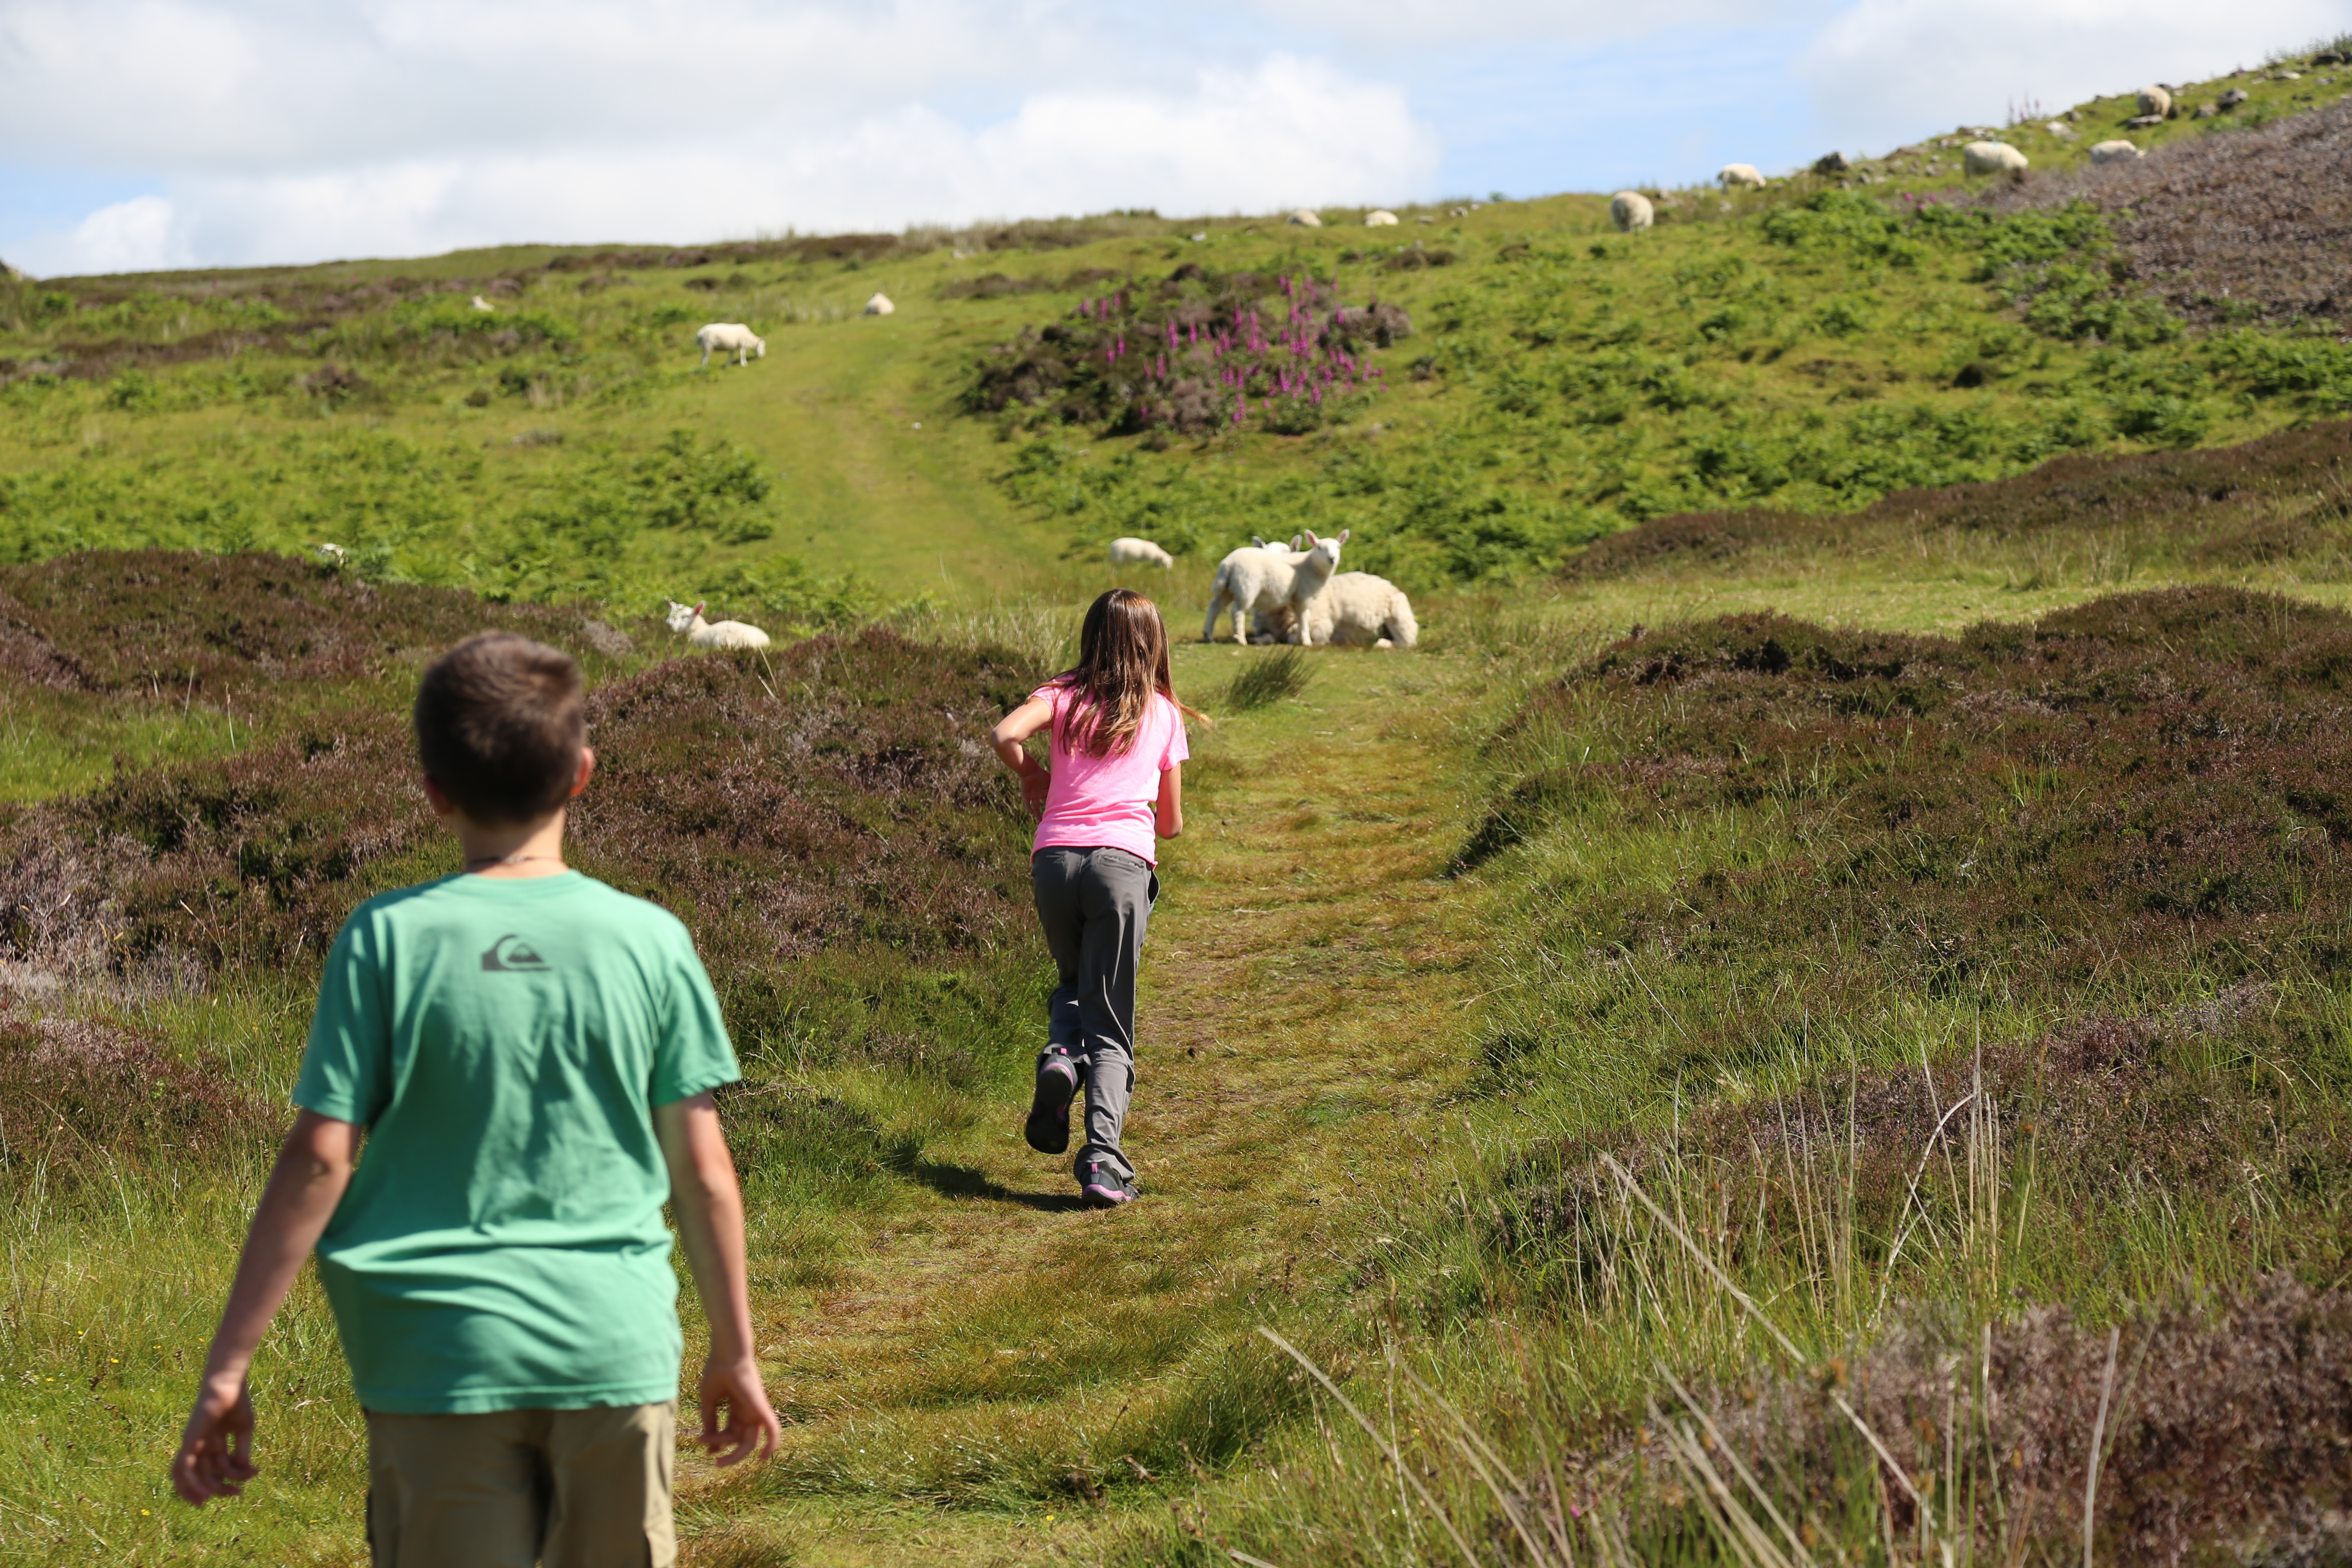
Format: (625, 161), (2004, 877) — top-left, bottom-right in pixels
(1365, 209), (1400, 226)
(1279, 530), (1348, 646)
(2089, 139), (2143, 165)
(313, 542), (347, 566)
(470, 295), (496, 313)
(1289, 210), (1323, 227)
(1962, 141), (2029, 175)
(2138, 85), (2173, 119)
(1202, 539), (1308, 644)
(1610, 192), (1654, 233)
(664, 600), (772, 650)
(695, 323), (766, 368)
(1718, 164), (1765, 190)
(864, 292), (895, 316)
(1296, 571), (1418, 649)
(1108, 536), (1174, 570)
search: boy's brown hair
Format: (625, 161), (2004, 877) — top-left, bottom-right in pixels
(414, 633), (586, 823)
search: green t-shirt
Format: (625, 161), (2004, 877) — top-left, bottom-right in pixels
(292, 871), (739, 1415)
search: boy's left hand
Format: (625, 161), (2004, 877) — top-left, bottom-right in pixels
(698, 1354), (783, 1467)
(172, 1374), (259, 1504)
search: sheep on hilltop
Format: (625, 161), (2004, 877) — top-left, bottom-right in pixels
(1610, 192), (1654, 232)
(1718, 164), (1766, 190)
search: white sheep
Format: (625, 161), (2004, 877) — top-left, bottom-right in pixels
(1365, 210), (1400, 227)
(470, 295), (496, 313)
(2138, 86), (2173, 119)
(1610, 192), (1654, 233)
(1279, 530), (1348, 646)
(1203, 539), (1308, 644)
(1289, 210), (1324, 227)
(1297, 571), (1417, 649)
(695, 323), (766, 368)
(2089, 139), (2143, 165)
(665, 600), (772, 650)
(1962, 141), (2030, 175)
(1108, 536), (1174, 569)
(313, 542), (347, 566)
(864, 292), (895, 316)
(1718, 164), (1766, 190)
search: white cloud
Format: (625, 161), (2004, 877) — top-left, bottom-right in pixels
(1799, 0), (2346, 148)
(19, 55), (1435, 271)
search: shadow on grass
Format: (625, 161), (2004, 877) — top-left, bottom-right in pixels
(901, 1156), (1089, 1213)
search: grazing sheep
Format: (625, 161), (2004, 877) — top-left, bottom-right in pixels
(1203, 539), (1308, 644)
(695, 323), (766, 368)
(1108, 536), (1174, 570)
(2138, 86), (2173, 119)
(664, 600), (772, 650)
(1610, 192), (1654, 233)
(1718, 164), (1766, 190)
(470, 295), (496, 313)
(1297, 571), (1417, 649)
(1289, 210), (1323, 227)
(2089, 139), (2143, 165)
(1962, 141), (2029, 175)
(1365, 210), (1400, 226)
(1279, 530), (1349, 646)
(863, 292), (895, 316)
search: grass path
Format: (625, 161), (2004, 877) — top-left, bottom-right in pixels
(679, 646), (1492, 1566)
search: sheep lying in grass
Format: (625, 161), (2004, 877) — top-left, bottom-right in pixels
(1108, 536), (1174, 569)
(864, 293), (895, 316)
(1298, 572), (1418, 648)
(665, 600), (772, 650)
(696, 323), (765, 368)
(1203, 538), (1308, 644)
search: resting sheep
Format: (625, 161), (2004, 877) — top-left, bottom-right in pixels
(1962, 141), (2029, 175)
(1108, 537), (1174, 569)
(695, 323), (766, 368)
(665, 600), (772, 650)
(2089, 139), (2142, 165)
(1718, 164), (1765, 190)
(1610, 192), (1654, 233)
(1289, 210), (1324, 227)
(1298, 572), (1417, 649)
(1365, 210), (1400, 226)
(2138, 86), (2173, 119)
(864, 292), (895, 316)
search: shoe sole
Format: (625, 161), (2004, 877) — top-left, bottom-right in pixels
(1024, 1064), (1077, 1155)
(1081, 1182), (1134, 1208)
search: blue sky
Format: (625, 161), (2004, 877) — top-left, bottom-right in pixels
(0, 0), (2341, 276)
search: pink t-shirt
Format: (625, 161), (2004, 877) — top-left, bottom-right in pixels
(1031, 682), (1190, 865)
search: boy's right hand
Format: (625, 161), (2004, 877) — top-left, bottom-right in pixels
(172, 1373), (259, 1504)
(698, 1354), (783, 1468)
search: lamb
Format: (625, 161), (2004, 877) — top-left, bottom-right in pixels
(1610, 192), (1654, 233)
(1202, 539), (1308, 644)
(1365, 210), (1400, 226)
(470, 295), (496, 313)
(1718, 164), (1766, 190)
(695, 323), (766, 368)
(664, 600), (772, 650)
(1962, 141), (2029, 175)
(1278, 530), (1348, 646)
(1296, 572), (1417, 649)
(1108, 536), (1174, 569)
(863, 292), (895, 316)
(2089, 139), (2142, 165)
(2138, 86), (2173, 119)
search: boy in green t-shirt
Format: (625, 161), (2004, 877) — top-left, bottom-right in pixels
(171, 632), (780, 1566)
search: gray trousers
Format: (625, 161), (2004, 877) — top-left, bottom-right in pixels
(1031, 846), (1158, 1183)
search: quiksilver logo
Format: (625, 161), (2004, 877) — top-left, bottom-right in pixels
(481, 934), (551, 972)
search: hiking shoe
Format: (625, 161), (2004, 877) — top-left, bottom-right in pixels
(1024, 1054), (1079, 1155)
(1080, 1160), (1137, 1209)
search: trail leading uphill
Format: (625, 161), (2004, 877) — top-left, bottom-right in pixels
(674, 644), (1490, 1566)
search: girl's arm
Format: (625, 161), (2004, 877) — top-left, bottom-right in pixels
(1155, 763), (1183, 839)
(991, 696), (1054, 820)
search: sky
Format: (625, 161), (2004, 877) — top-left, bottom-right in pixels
(0, 0), (2343, 276)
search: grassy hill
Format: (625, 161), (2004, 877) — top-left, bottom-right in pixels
(11, 43), (2352, 1568)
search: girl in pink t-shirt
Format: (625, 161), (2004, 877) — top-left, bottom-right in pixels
(989, 589), (1197, 1207)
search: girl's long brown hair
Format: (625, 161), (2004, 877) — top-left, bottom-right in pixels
(1050, 590), (1204, 758)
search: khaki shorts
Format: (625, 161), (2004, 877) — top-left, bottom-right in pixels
(364, 1401), (677, 1568)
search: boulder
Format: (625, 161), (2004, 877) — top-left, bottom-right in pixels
(2046, 121), (2078, 139)
(1812, 151), (1850, 174)
(2221, 88), (2251, 107)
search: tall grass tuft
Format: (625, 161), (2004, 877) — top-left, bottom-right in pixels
(1221, 646), (1312, 710)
